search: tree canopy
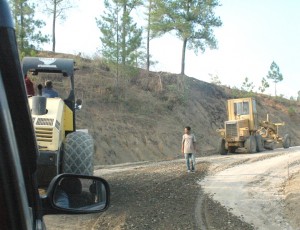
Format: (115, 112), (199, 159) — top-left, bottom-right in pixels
(150, 0), (222, 74)
(241, 77), (254, 92)
(9, 0), (49, 56)
(96, 0), (143, 66)
(258, 77), (270, 93)
(266, 61), (283, 96)
(42, 0), (75, 52)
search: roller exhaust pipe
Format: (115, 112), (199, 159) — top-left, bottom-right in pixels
(32, 96), (47, 115)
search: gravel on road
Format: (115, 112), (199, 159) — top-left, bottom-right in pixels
(45, 160), (253, 229)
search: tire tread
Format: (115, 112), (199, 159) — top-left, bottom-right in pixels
(62, 131), (94, 175)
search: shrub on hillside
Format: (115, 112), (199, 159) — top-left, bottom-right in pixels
(288, 107), (296, 117)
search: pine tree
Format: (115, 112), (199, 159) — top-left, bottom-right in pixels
(41, 0), (74, 52)
(209, 73), (221, 85)
(9, 0), (49, 56)
(96, 0), (142, 66)
(266, 61), (283, 96)
(258, 77), (270, 93)
(96, 0), (120, 64)
(151, 0), (222, 75)
(241, 77), (254, 92)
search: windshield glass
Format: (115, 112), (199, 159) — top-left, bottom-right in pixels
(27, 72), (71, 99)
(234, 101), (249, 115)
(252, 100), (257, 113)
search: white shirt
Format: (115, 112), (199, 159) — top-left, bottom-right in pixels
(182, 133), (196, 154)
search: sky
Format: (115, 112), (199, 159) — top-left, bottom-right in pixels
(38, 0), (300, 98)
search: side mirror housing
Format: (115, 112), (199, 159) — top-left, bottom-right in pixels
(75, 99), (82, 110)
(42, 174), (110, 215)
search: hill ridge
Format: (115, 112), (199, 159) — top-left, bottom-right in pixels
(36, 52), (300, 165)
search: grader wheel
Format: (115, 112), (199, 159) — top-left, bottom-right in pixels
(245, 136), (257, 153)
(283, 134), (291, 149)
(255, 135), (264, 152)
(218, 138), (227, 155)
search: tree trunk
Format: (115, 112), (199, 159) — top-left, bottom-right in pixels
(121, 4), (127, 65)
(180, 0), (191, 75)
(275, 83), (277, 96)
(181, 38), (188, 75)
(20, 2), (24, 51)
(52, 0), (57, 52)
(146, 18), (150, 71)
(116, 6), (120, 101)
(146, 0), (151, 72)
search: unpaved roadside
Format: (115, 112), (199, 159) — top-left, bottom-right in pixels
(45, 160), (253, 229)
(200, 147), (300, 230)
(92, 161), (207, 229)
(284, 170), (300, 229)
(45, 161), (208, 229)
(44, 148), (300, 229)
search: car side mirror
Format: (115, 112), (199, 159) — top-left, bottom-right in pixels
(75, 99), (82, 110)
(43, 174), (110, 215)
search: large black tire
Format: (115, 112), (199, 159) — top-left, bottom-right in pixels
(283, 134), (291, 149)
(255, 135), (264, 152)
(62, 131), (94, 175)
(245, 136), (257, 153)
(269, 142), (275, 150)
(218, 138), (228, 155)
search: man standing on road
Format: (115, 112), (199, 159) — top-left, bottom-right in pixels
(182, 126), (196, 173)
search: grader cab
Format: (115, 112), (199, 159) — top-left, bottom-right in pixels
(217, 97), (291, 155)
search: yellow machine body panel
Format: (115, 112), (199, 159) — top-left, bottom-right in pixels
(64, 104), (74, 132)
(227, 97), (258, 131)
(28, 98), (65, 151)
(225, 119), (249, 146)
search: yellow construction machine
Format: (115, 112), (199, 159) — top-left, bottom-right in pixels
(23, 57), (94, 186)
(217, 97), (291, 155)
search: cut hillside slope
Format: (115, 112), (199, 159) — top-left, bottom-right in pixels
(36, 52), (300, 165)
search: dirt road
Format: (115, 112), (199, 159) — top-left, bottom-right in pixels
(44, 147), (300, 229)
(201, 147), (300, 229)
